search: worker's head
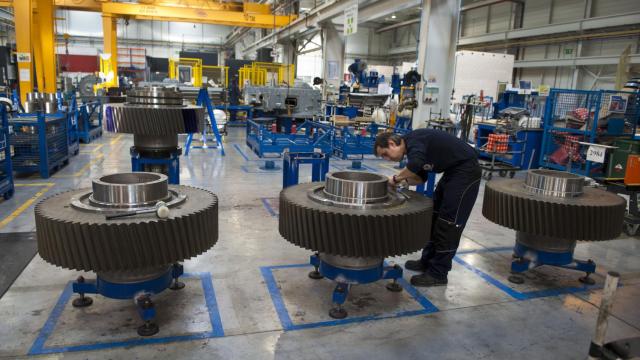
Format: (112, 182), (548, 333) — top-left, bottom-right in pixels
(374, 132), (405, 161)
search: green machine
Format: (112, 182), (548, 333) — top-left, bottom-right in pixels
(607, 139), (640, 179)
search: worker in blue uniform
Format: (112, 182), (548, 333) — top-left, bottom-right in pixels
(374, 129), (481, 287)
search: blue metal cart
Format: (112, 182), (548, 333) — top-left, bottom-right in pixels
(0, 105), (14, 200)
(9, 112), (69, 178)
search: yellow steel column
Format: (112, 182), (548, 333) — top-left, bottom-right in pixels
(14, 0), (33, 102)
(37, 0), (57, 93)
(102, 13), (118, 87)
(32, 11), (45, 92)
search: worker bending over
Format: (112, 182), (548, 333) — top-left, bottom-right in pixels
(374, 129), (481, 287)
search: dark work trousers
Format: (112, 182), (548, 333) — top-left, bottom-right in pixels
(421, 160), (481, 279)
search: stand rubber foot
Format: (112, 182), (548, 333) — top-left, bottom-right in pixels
(386, 282), (403, 292)
(508, 275), (525, 284)
(329, 307), (348, 319)
(137, 322), (159, 337)
(72, 296), (93, 308)
(308, 270), (324, 280)
(579, 275), (596, 285)
(169, 280), (185, 290)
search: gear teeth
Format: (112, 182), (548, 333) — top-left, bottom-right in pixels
(482, 179), (626, 241)
(35, 186), (218, 272)
(278, 183), (433, 257)
(104, 104), (205, 135)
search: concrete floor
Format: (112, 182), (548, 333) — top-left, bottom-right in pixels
(0, 128), (638, 359)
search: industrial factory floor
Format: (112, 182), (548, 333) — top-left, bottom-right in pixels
(0, 128), (639, 359)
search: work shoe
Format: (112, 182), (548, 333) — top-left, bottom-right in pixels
(410, 272), (448, 287)
(404, 259), (427, 272)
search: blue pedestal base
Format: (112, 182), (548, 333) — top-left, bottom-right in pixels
(260, 160), (280, 171)
(348, 160), (362, 170)
(71, 264), (184, 336)
(282, 152), (330, 189)
(131, 147), (181, 185)
(309, 254), (403, 319)
(509, 243), (596, 285)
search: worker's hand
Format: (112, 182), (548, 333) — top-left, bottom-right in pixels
(388, 175), (398, 186)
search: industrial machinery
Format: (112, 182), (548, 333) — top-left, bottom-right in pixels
(243, 82), (322, 121)
(35, 172), (218, 336)
(279, 171), (433, 318)
(483, 169), (626, 284)
(104, 87), (205, 184)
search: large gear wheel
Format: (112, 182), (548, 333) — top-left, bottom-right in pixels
(279, 171), (433, 258)
(104, 87), (204, 136)
(35, 172), (218, 272)
(483, 169), (625, 242)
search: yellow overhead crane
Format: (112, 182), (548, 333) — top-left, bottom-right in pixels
(6, 0), (297, 101)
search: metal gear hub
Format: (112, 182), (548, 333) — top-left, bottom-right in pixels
(35, 172), (218, 273)
(483, 169), (626, 252)
(279, 171), (434, 259)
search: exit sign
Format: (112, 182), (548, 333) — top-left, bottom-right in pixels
(564, 48), (574, 55)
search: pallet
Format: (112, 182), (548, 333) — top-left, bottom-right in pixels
(79, 128), (103, 144)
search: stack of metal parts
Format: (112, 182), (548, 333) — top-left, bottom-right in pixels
(279, 171), (433, 318)
(23, 92), (58, 114)
(483, 169), (626, 284)
(35, 172), (218, 336)
(104, 87), (205, 183)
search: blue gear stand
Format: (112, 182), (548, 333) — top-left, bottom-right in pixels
(71, 263), (185, 336)
(282, 152), (330, 189)
(184, 87), (225, 156)
(131, 147), (181, 185)
(508, 243), (596, 285)
(309, 253), (403, 319)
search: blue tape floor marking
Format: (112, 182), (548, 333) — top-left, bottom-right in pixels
(240, 165), (282, 173)
(28, 272), (224, 355)
(232, 143), (250, 161)
(260, 264), (439, 331)
(261, 198), (278, 218)
(453, 255), (599, 301)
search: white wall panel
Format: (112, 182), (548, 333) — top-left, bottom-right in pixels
(453, 51), (514, 102)
(551, 0), (585, 24)
(522, 45), (547, 60)
(488, 2), (512, 33)
(581, 37), (639, 57)
(591, 0), (640, 17)
(522, 0), (552, 28)
(461, 7), (488, 37)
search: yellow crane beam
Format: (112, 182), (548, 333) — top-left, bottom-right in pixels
(101, 2), (296, 28)
(36, 0), (57, 93)
(54, 0), (101, 11)
(14, 0), (32, 103)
